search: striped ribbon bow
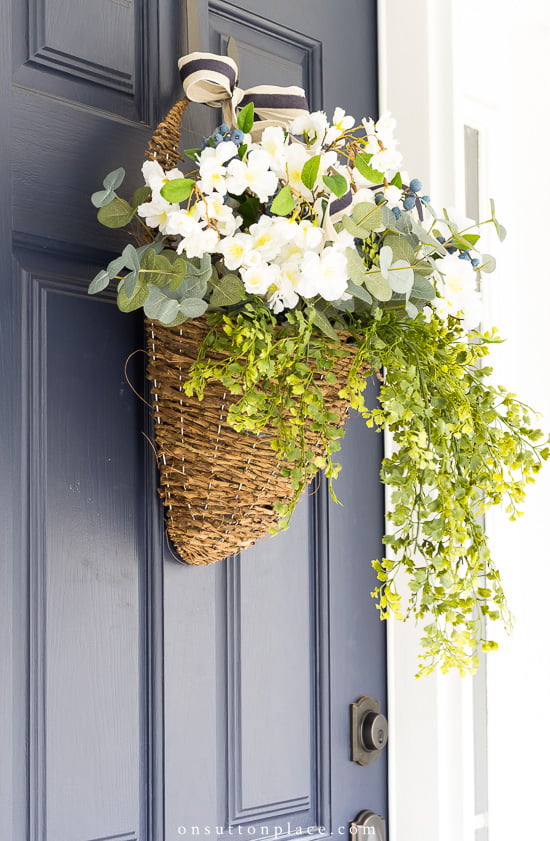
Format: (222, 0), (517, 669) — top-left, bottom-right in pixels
(178, 51), (310, 136)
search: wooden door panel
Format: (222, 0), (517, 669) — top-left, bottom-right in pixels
(17, 246), (148, 841)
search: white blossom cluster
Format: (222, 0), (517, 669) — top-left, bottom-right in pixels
(137, 107), (482, 326)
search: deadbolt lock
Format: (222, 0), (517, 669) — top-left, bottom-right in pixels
(350, 810), (386, 841)
(350, 695), (388, 765)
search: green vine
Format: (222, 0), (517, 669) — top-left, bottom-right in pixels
(183, 306), (549, 675)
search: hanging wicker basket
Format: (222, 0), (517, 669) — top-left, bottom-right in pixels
(142, 99), (363, 565)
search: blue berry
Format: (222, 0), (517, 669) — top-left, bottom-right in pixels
(436, 235), (446, 244)
(392, 206), (401, 219)
(403, 195), (416, 211)
(458, 250), (471, 260)
(230, 128), (244, 144)
(219, 123), (230, 134)
(471, 258), (480, 268)
(374, 192), (385, 205)
(409, 178), (422, 193)
(446, 245), (458, 254)
(421, 195), (431, 204)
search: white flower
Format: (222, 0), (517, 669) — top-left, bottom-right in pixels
(283, 143), (313, 199)
(291, 110), (329, 149)
(177, 226), (219, 259)
(433, 253), (482, 330)
(267, 262), (301, 313)
(298, 247), (349, 301)
(331, 229), (355, 252)
(164, 209), (201, 238)
(225, 150), (279, 202)
(193, 193), (241, 236)
(361, 112), (403, 175)
(137, 195), (175, 232)
(248, 216), (288, 262)
(198, 158), (228, 196)
(325, 107), (355, 146)
(371, 147), (403, 174)
(382, 184), (403, 209)
(199, 140), (239, 166)
(141, 160), (184, 197)
(241, 262), (280, 296)
(218, 233), (254, 270)
(259, 126), (288, 170)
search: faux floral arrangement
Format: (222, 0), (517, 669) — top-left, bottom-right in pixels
(88, 53), (548, 674)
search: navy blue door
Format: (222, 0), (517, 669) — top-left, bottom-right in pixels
(0, 2), (386, 839)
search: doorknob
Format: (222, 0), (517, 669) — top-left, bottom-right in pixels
(350, 810), (386, 841)
(350, 695), (388, 765)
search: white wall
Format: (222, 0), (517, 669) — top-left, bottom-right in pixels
(380, 1), (550, 838)
(456, 2), (550, 838)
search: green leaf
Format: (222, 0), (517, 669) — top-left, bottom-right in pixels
(301, 155), (321, 190)
(238, 143), (248, 160)
(310, 307), (339, 340)
(138, 248), (185, 288)
(117, 283), (148, 313)
(390, 171), (403, 189)
(354, 152), (384, 183)
(88, 270), (110, 294)
(179, 297), (209, 319)
(183, 147), (201, 161)
(130, 185), (151, 208)
(209, 274), (247, 308)
(322, 173), (348, 198)
(352, 202), (383, 231)
(270, 185), (295, 216)
(184, 253), (212, 283)
(237, 102), (255, 133)
(91, 188), (114, 208)
(346, 280), (373, 304)
(160, 178), (195, 203)
(364, 270), (392, 301)
(237, 195), (260, 227)
(97, 197), (135, 228)
(103, 167), (125, 191)
(462, 233), (480, 247)
(341, 215), (371, 239)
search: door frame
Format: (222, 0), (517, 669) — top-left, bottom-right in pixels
(378, 2), (478, 839)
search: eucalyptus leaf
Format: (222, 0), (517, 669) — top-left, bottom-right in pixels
(345, 247), (369, 285)
(352, 202), (383, 231)
(411, 273), (437, 301)
(143, 287), (180, 323)
(341, 215), (372, 239)
(102, 167), (125, 192)
(91, 188), (114, 208)
(346, 280), (373, 304)
(479, 253), (497, 273)
(364, 270), (393, 301)
(310, 307), (339, 340)
(107, 255), (126, 278)
(122, 243), (141, 273)
(97, 197), (135, 229)
(179, 297), (209, 319)
(210, 274), (247, 307)
(270, 185), (295, 216)
(184, 253), (212, 283)
(117, 284), (148, 313)
(180, 273), (208, 299)
(124, 269), (138, 298)
(405, 300), (419, 318)
(383, 234), (416, 264)
(88, 270), (110, 294)
(131, 185), (151, 209)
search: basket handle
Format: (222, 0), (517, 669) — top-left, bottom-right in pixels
(145, 98), (190, 171)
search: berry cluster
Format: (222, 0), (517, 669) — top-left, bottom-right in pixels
(435, 235), (480, 267)
(374, 177), (431, 220)
(202, 123), (245, 149)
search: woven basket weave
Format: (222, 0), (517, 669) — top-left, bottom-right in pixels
(143, 100), (363, 565)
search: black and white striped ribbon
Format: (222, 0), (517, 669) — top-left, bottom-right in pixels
(178, 51), (310, 136)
